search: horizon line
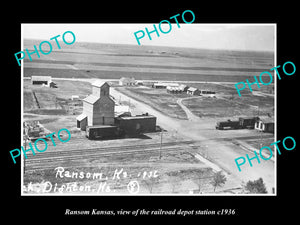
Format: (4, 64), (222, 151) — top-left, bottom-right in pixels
(23, 38), (275, 54)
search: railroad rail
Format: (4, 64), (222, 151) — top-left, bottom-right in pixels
(24, 140), (195, 171)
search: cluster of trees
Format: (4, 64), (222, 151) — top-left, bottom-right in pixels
(142, 170), (268, 194)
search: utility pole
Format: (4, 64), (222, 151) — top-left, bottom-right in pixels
(128, 98), (131, 113)
(23, 134), (28, 176)
(159, 130), (163, 160)
(256, 105), (263, 150)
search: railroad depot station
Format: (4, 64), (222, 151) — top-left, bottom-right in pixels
(76, 80), (157, 139)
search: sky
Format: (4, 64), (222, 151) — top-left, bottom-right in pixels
(22, 24), (275, 52)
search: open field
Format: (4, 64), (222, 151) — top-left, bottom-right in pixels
(24, 40), (274, 82)
(182, 94), (274, 118)
(115, 86), (188, 120)
(23, 79), (91, 115)
(115, 83), (274, 120)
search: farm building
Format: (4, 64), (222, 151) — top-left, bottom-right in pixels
(71, 95), (80, 100)
(153, 82), (179, 89)
(167, 84), (189, 94)
(200, 90), (216, 95)
(135, 80), (144, 86)
(255, 117), (274, 133)
(179, 84), (189, 92)
(187, 87), (201, 95)
(77, 81), (115, 130)
(166, 86), (182, 94)
(114, 114), (157, 136)
(119, 77), (136, 86)
(31, 76), (52, 87)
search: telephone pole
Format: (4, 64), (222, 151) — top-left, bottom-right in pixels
(159, 130), (163, 160)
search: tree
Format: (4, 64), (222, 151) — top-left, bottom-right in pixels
(142, 176), (160, 194)
(193, 170), (206, 194)
(169, 175), (181, 193)
(210, 171), (227, 192)
(244, 178), (268, 194)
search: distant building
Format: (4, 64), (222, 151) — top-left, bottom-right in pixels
(31, 76), (52, 87)
(71, 95), (80, 100)
(178, 84), (189, 92)
(135, 80), (144, 86)
(153, 82), (179, 89)
(187, 87), (200, 95)
(167, 86), (182, 94)
(49, 81), (57, 88)
(119, 77), (135, 86)
(255, 117), (274, 133)
(200, 90), (216, 95)
(167, 84), (188, 93)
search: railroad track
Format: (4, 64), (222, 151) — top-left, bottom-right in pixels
(24, 141), (195, 170)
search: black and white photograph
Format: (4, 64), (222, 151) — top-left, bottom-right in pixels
(21, 23), (276, 196)
(3, 5), (298, 223)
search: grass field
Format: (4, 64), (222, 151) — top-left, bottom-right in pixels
(115, 83), (274, 120)
(23, 79), (91, 114)
(23, 40), (274, 83)
(182, 95), (274, 118)
(115, 86), (188, 120)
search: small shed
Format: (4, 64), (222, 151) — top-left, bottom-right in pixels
(135, 80), (144, 86)
(255, 117), (274, 133)
(119, 77), (135, 86)
(76, 114), (87, 131)
(187, 87), (200, 95)
(31, 76), (52, 87)
(71, 95), (80, 100)
(49, 81), (57, 88)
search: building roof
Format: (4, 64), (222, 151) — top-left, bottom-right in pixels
(82, 95), (99, 104)
(116, 115), (156, 120)
(92, 80), (108, 88)
(257, 117), (274, 123)
(120, 77), (135, 81)
(167, 86), (182, 91)
(87, 125), (117, 129)
(154, 82), (179, 87)
(76, 114), (87, 121)
(31, 76), (52, 81)
(188, 87), (198, 92)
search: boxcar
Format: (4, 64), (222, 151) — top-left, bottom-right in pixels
(86, 125), (119, 140)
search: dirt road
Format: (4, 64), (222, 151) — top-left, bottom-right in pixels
(177, 96), (202, 122)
